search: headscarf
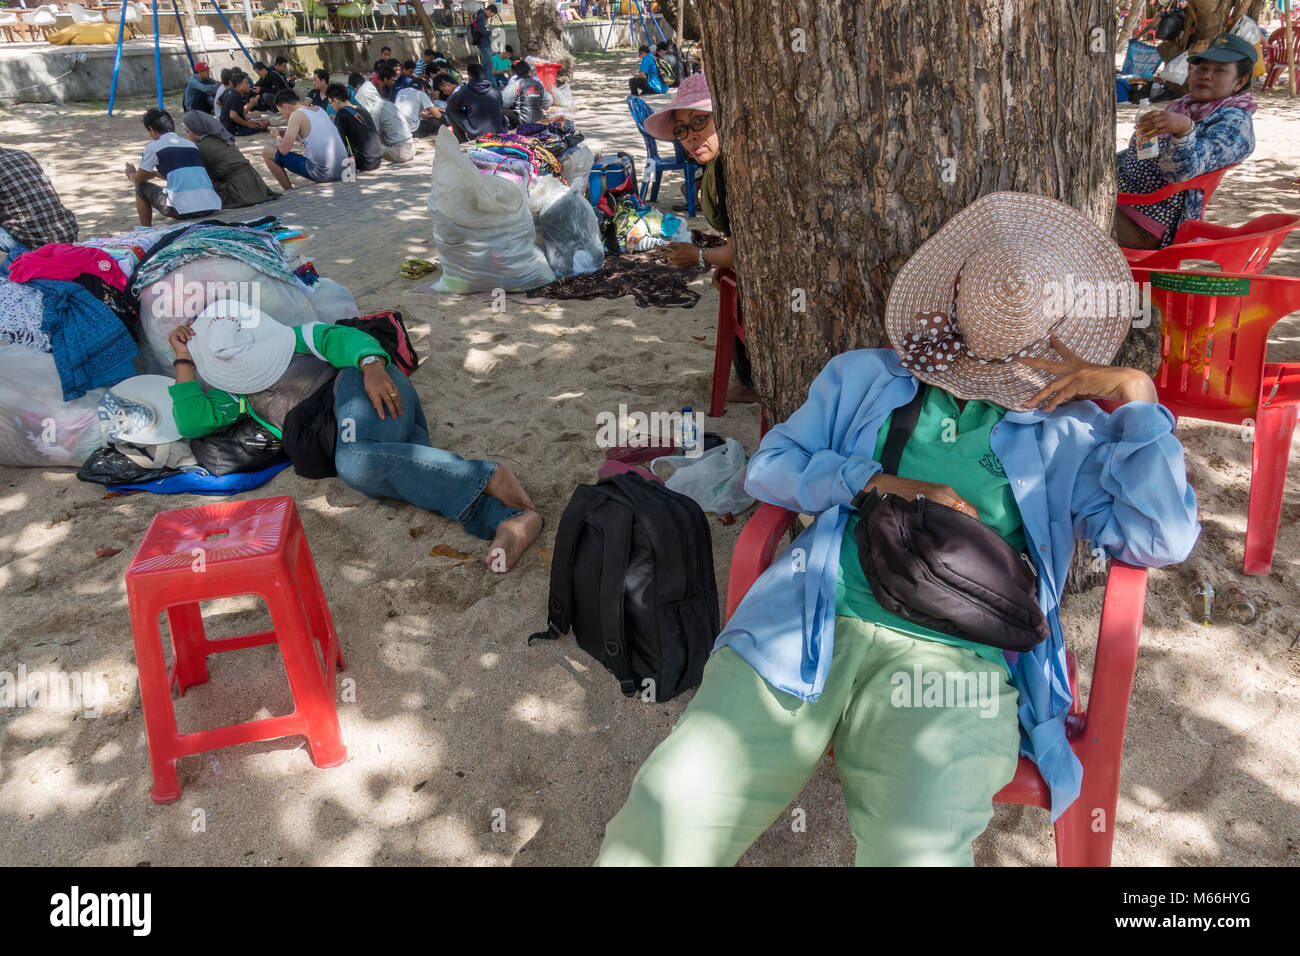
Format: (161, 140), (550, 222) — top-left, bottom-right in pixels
(1165, 90), (1258, 125)
(182, 109), (235, 146)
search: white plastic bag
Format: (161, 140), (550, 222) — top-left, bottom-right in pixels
(652, 438), (753, 515)
(308, 277), (358, 323)
(0, 344), (105, 467)
(1162, 52), (1190, 87)
(137, 257), (319, 374)
(1230, 15), (1262, 47)
(427, 126), (556, 293)
(538, 188), (604, 276)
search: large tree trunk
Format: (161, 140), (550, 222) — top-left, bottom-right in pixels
(514, 0), (575, 78)
(696, 0), (1117, 421)
(411, 0), (437, 52)
(658, 0), (702, 41)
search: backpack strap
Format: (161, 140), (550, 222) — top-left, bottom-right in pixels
(879, 383), (927, 478)
(527, 485), (595, 644)
(592, 499), (638, 697)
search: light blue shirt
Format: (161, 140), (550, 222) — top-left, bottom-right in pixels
(717, 349), (1200, 820)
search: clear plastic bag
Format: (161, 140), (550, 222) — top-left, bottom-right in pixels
(137, 257), (320, 374)
(0, 344), (105, 467)
(538, 188), (604, 276)
(651, 437), (753, 515)
(1162, 52), (1190, 87)
(427, 126), (556, 293)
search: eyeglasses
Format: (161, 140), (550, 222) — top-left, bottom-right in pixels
(672, 115), (711, 140)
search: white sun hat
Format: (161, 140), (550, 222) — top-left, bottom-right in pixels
(186, 298), (297, 396)
(99, 375), (183, 446)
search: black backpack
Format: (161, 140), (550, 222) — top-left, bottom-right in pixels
(1155, 9), (1186, 40)
(529, 472), (720, 701)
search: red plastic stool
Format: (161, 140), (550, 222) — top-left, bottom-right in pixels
(125, 495), (346, 803)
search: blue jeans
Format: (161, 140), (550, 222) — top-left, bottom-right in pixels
(332, 368), (521, 539)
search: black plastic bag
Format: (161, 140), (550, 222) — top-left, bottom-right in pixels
(77, 446), (182, 486)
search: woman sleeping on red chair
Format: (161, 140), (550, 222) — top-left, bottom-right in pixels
(596, 192), (1200, 866)
(1115, 32), (1259, 253)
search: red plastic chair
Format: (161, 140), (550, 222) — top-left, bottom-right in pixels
(726, 504), (1149, 866)
(1264, 27), (1300, 91)
(1124, 213), (1300, 271)
(125, 495), (347, 803)
(1126, 268), (1300, 575)
(709, 267), (769, 435)
(1118, 162), (1236, 211)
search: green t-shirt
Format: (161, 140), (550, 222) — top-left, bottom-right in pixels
(836, 387), (1022, 673)
(492, 54), (511, 73)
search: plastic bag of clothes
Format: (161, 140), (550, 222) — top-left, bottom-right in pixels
(136, 257), (322, 374)
(309, 278), (358, 324)
(427, 127), (556, 293)
(537, 186), (604, 277)
(0, 345), (106, 467)
(613, 196), (688, 252)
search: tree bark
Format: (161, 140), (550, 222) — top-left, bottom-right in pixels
(412, 0), (437, 52)
(696, 0), (1117, 422)
(514, 0), (575, 77)
(659, 0), (702, 41)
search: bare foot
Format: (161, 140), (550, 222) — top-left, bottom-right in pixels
(726, 381), (759, 404)
(485, 510), (543, 573)
(484, 463), (535, 512)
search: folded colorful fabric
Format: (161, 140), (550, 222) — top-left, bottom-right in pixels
(131, 226), (302, 295)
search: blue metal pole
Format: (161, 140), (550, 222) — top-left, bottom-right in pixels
(171, 0), (196, 70)
(106, 0), (130, 116)
(151, 0), (163, 108)
(208, 0), (258, 69)
(633, 0), (652, 50)
(601, 5), (615, 52)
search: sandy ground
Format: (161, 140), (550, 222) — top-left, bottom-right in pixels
(0, 53), (1297, 867)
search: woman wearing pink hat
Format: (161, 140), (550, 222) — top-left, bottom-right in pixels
(644, 74), (757, 405)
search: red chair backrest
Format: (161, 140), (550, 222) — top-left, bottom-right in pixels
(1127, 268), (1300, 424)
(1116, 163), (1236, 209)
(1128, 213), (1300, 274)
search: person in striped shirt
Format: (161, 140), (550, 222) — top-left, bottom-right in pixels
(125, 108), (222, 226)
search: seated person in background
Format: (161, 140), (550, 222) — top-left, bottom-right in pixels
(355, 72), (416, 163)
(653, 76), (754, 404)
(169, 307), (543, 572)
(308, 69), (331, 111)
(654, 41), (680, 88)
(213, 67), (234, 118)
(596, 191), (1200, 866)
(375, 65), (402, 101)
(629, 43), (667, 96)
(493, 45), (514, 89)
(327, 84), (384, 173)
(220, 71), (269, 136)
(183, 62), (219, 114)
(373, 47), (393, 76)
(126, 108), (222, 226)
(445, 64), (506, 142)
(252, 61), (290, 112)
(396, 60), (420, 94)
(430, 72), (459, 111)
(394, 80), (444, 137)
(1115, 32), (1257, 253)
(352, 69), (386, 114)
(414, 47), (438, 82)
(181, 110), (279, 209)
(260, 90), (346, 190)
(0, 147), (78, 248)
(274, 56), (296, 88)
(502, 59), (552, 127)
(557, 0), (579, 21)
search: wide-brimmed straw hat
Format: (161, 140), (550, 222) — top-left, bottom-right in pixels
(642, 73), (712, 141)
(884, 191), (1134, 411)
(186, 299), (296, 396)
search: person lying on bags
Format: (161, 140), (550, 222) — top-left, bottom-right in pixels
(167, 301), (542, 571)
(596, 191), (1200, 866)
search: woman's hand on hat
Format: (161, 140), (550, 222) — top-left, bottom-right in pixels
(865, 474), (981, 522)
(1134, 109), (1194, 138)
(363, 362), (403, 420)
(168, 322), (195, 360)
(1021, 336), (1157, 412)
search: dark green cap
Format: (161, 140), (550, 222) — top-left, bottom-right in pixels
(1189, 32), (1259, 66)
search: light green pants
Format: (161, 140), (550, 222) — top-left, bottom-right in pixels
(595, 617), (1021, 866)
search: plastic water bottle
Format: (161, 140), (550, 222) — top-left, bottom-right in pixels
(1191, 580), (1214, 626)
(1135, 98), (1159, 160)
(341, 156), (357, 183)
(680, 405), (698, 451)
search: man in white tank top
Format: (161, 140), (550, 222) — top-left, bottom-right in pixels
(261, 89), (346, 190)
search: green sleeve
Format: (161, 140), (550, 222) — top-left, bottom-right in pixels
(295, 323), (389, 370)
(168, 380), (243, 438)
